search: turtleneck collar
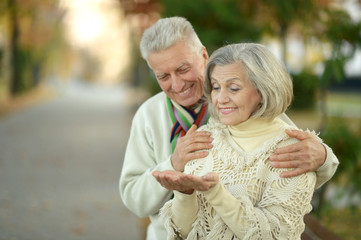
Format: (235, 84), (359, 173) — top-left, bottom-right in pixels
(226, 117), (286, 153)
(228, 117), (284, 138)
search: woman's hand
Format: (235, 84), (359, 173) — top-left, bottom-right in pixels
(152, 170), (219, 194)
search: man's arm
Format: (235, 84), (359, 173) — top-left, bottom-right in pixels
(273, 113), (339, 187)
(120, 100), (213, 217)
(270, 129), (339, 188)
(119, 106), (173, 217)
(119, 122), (172, 217)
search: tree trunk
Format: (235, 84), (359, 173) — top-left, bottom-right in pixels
(280, 21), (288, 66)
(8, 0), (22, 95)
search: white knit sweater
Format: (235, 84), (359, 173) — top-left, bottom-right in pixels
(161, 117), (317, 240)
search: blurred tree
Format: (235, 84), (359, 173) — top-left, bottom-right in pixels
(118, 0), (160, 93)
(0, 0), (66, 97)
(259, 0), (317, 62)
(161, 0), (262, 53)
(257, 0), (323, 109)
(317, 8), (361, 131)
(1, 0), (21, 95)
(321, 118), (361, 210)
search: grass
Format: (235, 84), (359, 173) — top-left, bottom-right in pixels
(288, 91), (361, 130)
(320, 207), (361, 239)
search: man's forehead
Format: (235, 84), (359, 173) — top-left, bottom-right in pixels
(153, 60), (191, 75)
(158, 62), (188, 75)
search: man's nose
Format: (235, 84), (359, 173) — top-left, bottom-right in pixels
(171, 74), (185, 92)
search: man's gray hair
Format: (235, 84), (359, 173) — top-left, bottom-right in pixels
(140, 16), (204, 62)
(204, 43), (293, 121)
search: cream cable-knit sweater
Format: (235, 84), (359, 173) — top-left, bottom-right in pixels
(161, 117), (317, 240)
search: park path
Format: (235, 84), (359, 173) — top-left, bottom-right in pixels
(0, 81), (146, 240)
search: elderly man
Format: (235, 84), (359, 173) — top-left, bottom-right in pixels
(119, 17), (339, 240)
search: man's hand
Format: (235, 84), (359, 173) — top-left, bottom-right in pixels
(152, 170), (219, 194)
(270, 129), (326, 178)
(171, 125), (213, 172)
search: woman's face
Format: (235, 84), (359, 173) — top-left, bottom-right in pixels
(211, 63), (261, 125)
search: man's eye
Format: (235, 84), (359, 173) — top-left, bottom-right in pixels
(158, 75), (169, 81)
(179, 68), (189, 73)
(231, 88), (240, 92)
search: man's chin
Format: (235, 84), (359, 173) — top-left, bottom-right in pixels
(169, 93), (201, 108)
(177, 99), (197, 108)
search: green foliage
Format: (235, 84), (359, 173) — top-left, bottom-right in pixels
(321, 118), (361, 195)
(263, 0), (316, 29)
(2, 0), (66, 96)
(322, 9), (361, 47)
(319, 8), (361, 89)
(161, 0), (262, 52)
(146, 72), (162, 96)
(320, 56), (347, 88)
(291, 71), (319, 110)
(11, 46), (41, 94)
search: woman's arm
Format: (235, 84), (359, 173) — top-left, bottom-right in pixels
(161, 191), (199, 239)
(202, 171), (316, 239)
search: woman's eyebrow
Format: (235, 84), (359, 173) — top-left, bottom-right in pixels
(211, 77), (242, 83)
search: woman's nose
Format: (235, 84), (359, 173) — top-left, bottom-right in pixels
(218, 89), (229, 103)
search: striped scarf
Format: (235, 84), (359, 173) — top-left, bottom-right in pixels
(167, 96), (209, 153)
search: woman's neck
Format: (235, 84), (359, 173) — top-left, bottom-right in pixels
(227, 117), (284, 152)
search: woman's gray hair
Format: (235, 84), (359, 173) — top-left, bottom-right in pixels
(140, 16), (204, 62)
(204, 43), (293, 121)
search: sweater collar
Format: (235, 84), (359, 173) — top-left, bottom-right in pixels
(228, 117), (284, 138)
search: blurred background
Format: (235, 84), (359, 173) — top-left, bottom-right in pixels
(0, 0), (360, 239)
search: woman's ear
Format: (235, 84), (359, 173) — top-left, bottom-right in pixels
(258, 90), (264, 103)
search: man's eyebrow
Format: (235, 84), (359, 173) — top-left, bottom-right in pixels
(176, 62), (188, 71)
(155, 62), (189, 78)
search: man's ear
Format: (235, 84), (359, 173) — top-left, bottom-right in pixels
(202, 46), (209, 62)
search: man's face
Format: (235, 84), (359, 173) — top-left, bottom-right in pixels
(147, 41), (208, 108)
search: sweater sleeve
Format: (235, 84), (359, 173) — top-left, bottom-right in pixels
(159, 191), (198, 240)
(202, 171), (316, 239)
(119, 96), (175, 218)
(172, 191), (199, 238)
(315, 143), (339, 189)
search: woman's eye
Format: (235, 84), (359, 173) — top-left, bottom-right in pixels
(212, 84), (220, 90)
(230, 84), (241, 92)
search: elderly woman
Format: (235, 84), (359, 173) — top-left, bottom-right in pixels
(153, 43), (320, 240)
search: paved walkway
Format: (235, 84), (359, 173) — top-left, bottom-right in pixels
(0, 81), (146, 240)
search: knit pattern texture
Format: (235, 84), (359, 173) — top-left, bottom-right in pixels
(161, 119), (317, 240)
